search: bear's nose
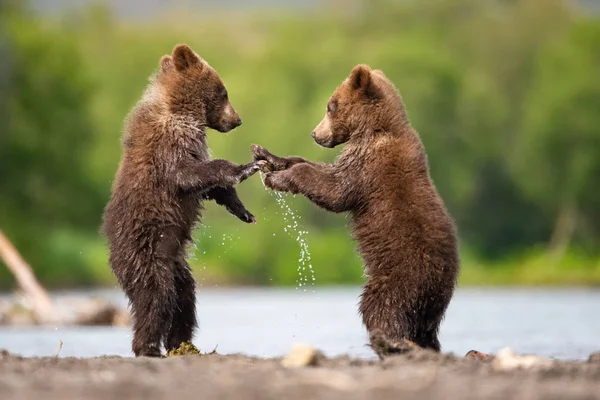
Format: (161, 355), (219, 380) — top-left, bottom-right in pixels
(311, 131), (316, 138)
(236, 118), (243, 127)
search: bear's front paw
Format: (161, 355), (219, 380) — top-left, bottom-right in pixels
(238, 160), (266, 183)
(251, 144), (270, 161)
(251, 144), (278, 172)
(263, 172), (277, 190)
(264, 172), (290, 192)
(239, 209), (257, 224)
(225, 204), (257, 224)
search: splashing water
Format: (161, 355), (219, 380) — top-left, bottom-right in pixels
(261, 172), (316, 292)
(217, 232), (239, 258)
(194, 225), (241, 285)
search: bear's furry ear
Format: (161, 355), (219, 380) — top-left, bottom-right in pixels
(350, 64), (380, 98)
(172, 44), (201, 72)
(160, 55), (173, 73)
(372, 69), (387, 78)
(350, 64), (371, 90)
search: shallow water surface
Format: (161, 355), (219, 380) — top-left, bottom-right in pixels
(1, 287), (598, 360)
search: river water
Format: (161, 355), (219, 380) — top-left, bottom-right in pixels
(1, 287), (598, 360)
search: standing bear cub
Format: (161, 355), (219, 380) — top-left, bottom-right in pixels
(253, 65), (460, 357)
(103, 44), (262, 357)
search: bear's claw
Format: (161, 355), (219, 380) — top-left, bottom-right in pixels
(242, 211), (257, 224)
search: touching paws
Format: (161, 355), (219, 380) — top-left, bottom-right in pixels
(264, 171), (296, 193)
(251, 144), (279, 172)
(251, 144), (270, 161)
(263, 172), (280, 191)
(238, 160), (267, 183)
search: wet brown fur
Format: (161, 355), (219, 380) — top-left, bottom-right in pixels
(252, 65), (460, 357)
(102, 44), (262, 357)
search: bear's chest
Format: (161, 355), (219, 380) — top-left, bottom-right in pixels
(190, 144), (210, 163)
(184, 131), (210, 163)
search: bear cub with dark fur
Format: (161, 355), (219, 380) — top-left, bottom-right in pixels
(102, 44), (262, 357)
(253, 64), (460, 357)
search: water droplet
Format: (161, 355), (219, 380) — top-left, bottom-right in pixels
(258, 177), (316, 292)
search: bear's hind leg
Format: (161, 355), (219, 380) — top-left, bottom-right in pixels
(359, 277), (409, 358)
(414, 328), (441, 352)
(410, 298), (446, 352)
(127, 260), (176, 357)
(164, 261), (197, 353)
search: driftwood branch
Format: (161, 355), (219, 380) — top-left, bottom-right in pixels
(0, 229), (129, 326)
(0, 229), (58, 323)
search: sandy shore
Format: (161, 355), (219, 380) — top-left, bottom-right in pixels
(1, 348), (600, 400)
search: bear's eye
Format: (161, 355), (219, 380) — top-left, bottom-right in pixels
(222, 90), (228, 100)
(327, 100), (337, 114)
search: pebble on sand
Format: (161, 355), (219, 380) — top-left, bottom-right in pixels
(281, 343), (323, 368)
(491, 347), (554, 371)
(465, 350), (490, 360)
(588, 352), (600, 363)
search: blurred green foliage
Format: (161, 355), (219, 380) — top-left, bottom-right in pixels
(1, 0), (599, 289)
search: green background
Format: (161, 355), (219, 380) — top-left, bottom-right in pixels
(1, 0), (600, 289)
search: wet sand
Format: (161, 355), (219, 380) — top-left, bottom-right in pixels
(1, 348), (600, 400)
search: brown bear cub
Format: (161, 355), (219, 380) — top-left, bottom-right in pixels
(102, 44), (263, 357)
(252, 65), (460, 357)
